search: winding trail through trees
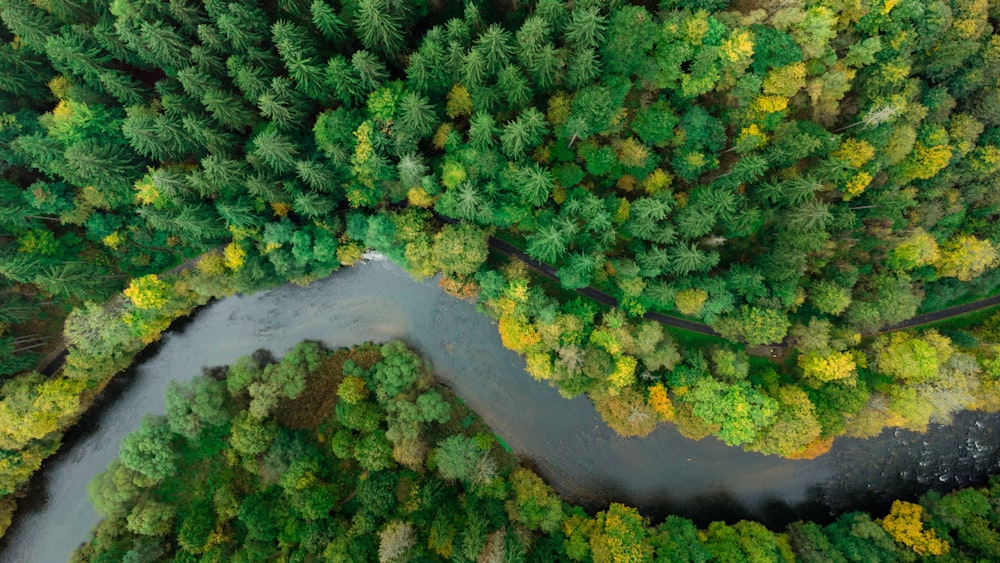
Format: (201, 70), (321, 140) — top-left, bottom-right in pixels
(485, 235), (1000, 338)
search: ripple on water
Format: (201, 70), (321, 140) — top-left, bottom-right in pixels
(537, 435), (614, 509)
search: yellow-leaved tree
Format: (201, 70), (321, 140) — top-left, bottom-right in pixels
(798, 349), (858, 386)
(888, 229), (939, 271)
(124, 274), (170, 310)
(589, 503), (654, 563)
(0, 373), (85, 451)
(935, 234), (999, 281)
(880, 500), (950, 556)
(647, 384), (675, 422)
(674, 288), (708, 317)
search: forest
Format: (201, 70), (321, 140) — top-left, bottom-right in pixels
(73, 341), (1000, 562)
(2, 0), (1000, 548)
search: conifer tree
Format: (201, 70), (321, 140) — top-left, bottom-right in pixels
(0, 0), (59, 54)
(139, 20), (190, 69)
(213, 2), (269, 53)
(474, 24), (513, 76)
(528, 43), (563, 90)
(497, 66), (531, 110)
(250, 129), (299, 173)
(0, 44), (52, 98)
(354, 0), (405, 59)
(98, 70), (147, 106)
(324, 55), (365, 105)
(257, 78), (308, 131)
(201, 89), (253, 130)
(565, 6), (606, 51)
(227, 56), (274, 101)
(397, 92), (436, 139)
(310, 0), (346, 42)
(351, 50), (388, 93)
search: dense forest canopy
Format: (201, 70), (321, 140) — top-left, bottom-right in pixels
(3, 0), (1000, 536)
(73, 341), (1000, 562)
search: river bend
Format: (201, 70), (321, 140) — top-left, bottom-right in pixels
(4, 258), (1000, 562)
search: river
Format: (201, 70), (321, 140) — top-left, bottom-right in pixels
(3, 257), (1000, 562)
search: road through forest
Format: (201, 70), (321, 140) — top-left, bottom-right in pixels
(486, 235), (1000, 336)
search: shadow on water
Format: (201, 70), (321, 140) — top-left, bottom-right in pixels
(562, 484), (835, 530)
(542, 461), (836, 529)
(815, 410), (1000, 518)
(611, 410), (1000, 529)
(5, 261), (1000, 560)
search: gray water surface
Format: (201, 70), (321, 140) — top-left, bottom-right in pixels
(3, 259), (1000, 562)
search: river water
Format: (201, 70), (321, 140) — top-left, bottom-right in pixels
(3, 258), (1000, 561)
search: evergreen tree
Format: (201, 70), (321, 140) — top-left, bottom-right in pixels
(461, 49), (486, 87)
(36, 261), (111, 301)
(292, 189), (335, 219)
(354, 0), (405, 59)
(565, 6), (606, 51)
(250, 129), (299, 173)
(474, 24), (513, 76)
(468, 112), (498, 149)
(295, 160), (335, 193)
(177, 66), (223, 99)
(516, 16), (549, 70)
(396, 152), (426, 188)
(121, 106), (187, 161)
(351, 50), (388, 93)
(213, 2), (269, 53)
(407, 29), (450, 96)
(325, 55), (364, 105)
(534, 0), (568, 34)
(44, 27), (112, 89)
(528, 43), (564, 90)
(497, 65), (531, 110)
(98, 70), (147, 106)
(566, 47), (600, 89)
(310, 0), (346, 42)
(228, 56), (274, 101)
(512, 164), (553, 208)
(527, 224), (569, 264)
(181, 115), (238, 155)
(62, 139), (142, 204)
(668, 243), (719, 275)
(0, 44), (52, 98)
(272, 20), (328, 100)
(0, 1), (59, 54)
(139, 20), (190, 69)
(397, 92), (436, 139)
(201, 89), (254, 130)
(257, 78), (308, 132)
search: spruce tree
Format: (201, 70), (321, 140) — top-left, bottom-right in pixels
(354, 0), (405, 59)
